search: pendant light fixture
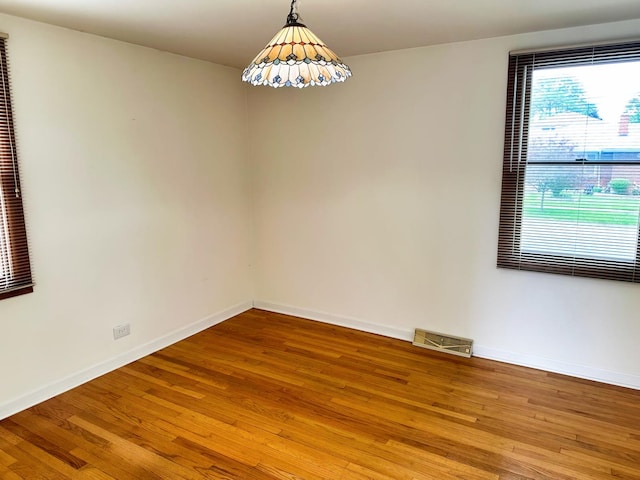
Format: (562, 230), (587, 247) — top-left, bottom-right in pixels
(242, 0), (352, 88)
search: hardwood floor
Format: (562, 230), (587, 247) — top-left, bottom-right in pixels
(1, 309), (639, 479)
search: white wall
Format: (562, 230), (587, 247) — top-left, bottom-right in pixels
(0, 14), (253, 417)
(249, 19), (640, 389)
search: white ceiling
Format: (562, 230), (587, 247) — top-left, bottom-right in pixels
(0, 0), (639, 69)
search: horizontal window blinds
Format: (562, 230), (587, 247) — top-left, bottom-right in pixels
(498, 41), (640, 282)
(0, 36), (33, 300)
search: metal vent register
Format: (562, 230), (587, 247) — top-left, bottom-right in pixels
(413, 329), (473, 358)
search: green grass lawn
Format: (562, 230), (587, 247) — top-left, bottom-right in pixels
(523, 191), (640, 225)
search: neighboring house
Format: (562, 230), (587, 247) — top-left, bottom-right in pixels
(530, 112), (640, 187)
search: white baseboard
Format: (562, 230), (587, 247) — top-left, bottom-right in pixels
(473, 345), (640, 391)
(0, 301), (253, 421)
(254, 301), (640, 391)
(253, 301), (413, 341)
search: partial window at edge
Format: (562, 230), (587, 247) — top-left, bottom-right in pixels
(0, 36), (33, 300)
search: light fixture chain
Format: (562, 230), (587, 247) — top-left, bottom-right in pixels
(287, 0), (302, 24)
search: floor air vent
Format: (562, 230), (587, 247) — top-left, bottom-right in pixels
(413, 329), (473, 358)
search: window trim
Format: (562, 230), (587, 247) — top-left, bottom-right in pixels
(0, 35), (33, 300)
(497, 40), (640, 283)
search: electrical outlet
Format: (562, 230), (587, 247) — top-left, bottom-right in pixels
(113, 324), (130, 340)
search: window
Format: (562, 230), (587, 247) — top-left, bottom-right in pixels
(0, 35), (32, 300)
(498, 41), (640, 282)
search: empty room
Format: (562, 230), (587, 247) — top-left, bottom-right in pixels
(0, 0), (639, 478)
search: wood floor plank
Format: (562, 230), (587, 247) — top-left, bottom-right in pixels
(1, 308), (639, 479)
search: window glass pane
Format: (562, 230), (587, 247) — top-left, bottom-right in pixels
(529, 61), (640, 163)
(521, 60), (640, 262)
(522, 164), (640, 261)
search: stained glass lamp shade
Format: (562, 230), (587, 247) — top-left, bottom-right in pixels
(242, 1), (351, 88)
